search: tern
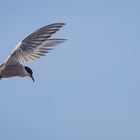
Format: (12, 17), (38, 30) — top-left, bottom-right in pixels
(0, 23), (66, 82)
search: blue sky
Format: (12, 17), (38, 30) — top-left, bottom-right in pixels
(0, 0), (140, 140)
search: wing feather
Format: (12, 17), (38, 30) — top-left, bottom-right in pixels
(5, 23), (66, 65)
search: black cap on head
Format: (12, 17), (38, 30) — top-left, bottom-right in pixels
(25, 66), (34, 82)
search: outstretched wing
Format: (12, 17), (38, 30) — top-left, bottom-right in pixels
(5, 23), (66, 65)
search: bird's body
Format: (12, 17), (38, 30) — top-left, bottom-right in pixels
(0, 63), (26, 78)
(0, 23), (65, 81)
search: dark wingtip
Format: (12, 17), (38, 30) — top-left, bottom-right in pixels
(49, 23), (66, 27)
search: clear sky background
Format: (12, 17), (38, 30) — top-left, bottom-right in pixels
(0, 0), (140, 140)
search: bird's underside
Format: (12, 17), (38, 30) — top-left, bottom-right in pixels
(0, 23), (66, 81)
(0, 63), (25, 79)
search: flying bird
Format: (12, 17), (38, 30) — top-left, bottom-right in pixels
(0, 23), (66, 82)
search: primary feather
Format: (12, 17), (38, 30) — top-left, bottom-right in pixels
(5, 23), (65, 65)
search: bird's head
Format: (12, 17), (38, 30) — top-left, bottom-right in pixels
(24, 66), (35, 82)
